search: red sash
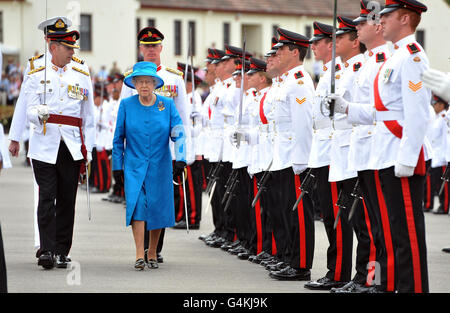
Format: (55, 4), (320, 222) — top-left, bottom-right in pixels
(373, 64), (425, 176)
(259, 91), (268, 125)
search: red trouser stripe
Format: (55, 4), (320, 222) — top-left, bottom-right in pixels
(272, 232), (277, 256)
(253, 177), (263, 255)
(294, 175), (306, 268)
(363, 198), (377, 286)
(176, 176), (184, 222)
(330, 181), (342, 281)
(201, 162), (207, 190)
(104, 150), (111, 190)
(374, 171), (395, 292)
(443, 167), (449, 213)
(426, 174), (431, 209)
(400, 177), (423, 293)
(187, 166), (196, 225)
(96, 150), (104, 189)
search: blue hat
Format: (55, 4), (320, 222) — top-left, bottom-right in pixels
(124, 62), (164, 90)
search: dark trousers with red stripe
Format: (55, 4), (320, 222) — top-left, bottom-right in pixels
(358, 170), (396, 292)
(265, 167), (314, 269)
(425, 164), (449, 213)
(378, 166), (429, 293)
(314, 166), (353, 282)
(227, 167), (253, 250)
(32, 141), (81, 256)
(252, 172), (276, 256)
(174, 161), (203, 225)
(90, 148), (112, 192)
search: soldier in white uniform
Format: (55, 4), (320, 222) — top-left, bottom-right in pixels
(304, 22), (349, 291)
(331, 0), (431, 293)
(23, 26), (95, 269)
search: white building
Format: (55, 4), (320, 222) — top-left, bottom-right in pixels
(0, 0), (449, 77)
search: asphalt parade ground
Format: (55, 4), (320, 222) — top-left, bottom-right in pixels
(1, 148), (450, 295)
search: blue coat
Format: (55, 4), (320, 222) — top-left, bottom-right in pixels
(112, 94), (186, 230)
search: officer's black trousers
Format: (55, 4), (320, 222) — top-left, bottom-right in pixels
(314, 166), (353, 282)
(32, 141), (81, 256)
(425, 165), (449, 213)
(0, 224), (7, 293)
(174, 161), (203, 225)
(378, 167), (429, 293)
(358, 170), (396, 292)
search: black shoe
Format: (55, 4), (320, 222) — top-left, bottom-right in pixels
(55, 254), (70, 269)
(199, 232), (216, 242)
(157, 253), (163, 263)
(251, 251), (273, 264)
(269, 267), (311, 281)
(304, 276), (347, 290)
(207, 237), (226, 248)
(238, 251), (252, 260)
(173, 220), (188, 229)
(330, 281), (375, 293)
(102, 194), (114, 202)
(35, 248), (42, 258)
(433, 207), (447, 214)
(228, 245), (247, 255)
(442, 246), (450, 253)
(266, 261), (289, 272)
(38, 252), (55, 270)
(260, 258), (278, 267)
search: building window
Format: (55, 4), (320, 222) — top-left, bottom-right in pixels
(416, 30), (425, 49)
(174, 20), (182, 56)
(188, 21), (196, 56)
(147, 19), (155, 27)
(272, 25), (279, 37)
(305, 25), (312, 59)
(0, 12), (3, 43)
(79, 14), (92, 51)
(223, 22), (230, 48)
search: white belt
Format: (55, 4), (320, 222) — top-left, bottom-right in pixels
(332, 119), (353, 130)
(374, 110), (404, 121)
(313, 118), (332, 130)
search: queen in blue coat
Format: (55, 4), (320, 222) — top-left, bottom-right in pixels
(112, 62), (186, 270)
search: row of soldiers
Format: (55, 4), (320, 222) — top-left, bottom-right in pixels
(188, 0), (443, 294)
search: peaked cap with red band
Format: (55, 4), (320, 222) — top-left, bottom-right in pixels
(309, 22), (333, 43)
(354, 0), (385, 23)
(47, 30), (80, 49)
(380, 0), (427, 15)
(274, 28), (310, 48)
(138, 27), (164, 45)
(336, 16), (358, 35)
(247, 57), (267, 75)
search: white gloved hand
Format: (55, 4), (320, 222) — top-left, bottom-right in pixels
(230, 130), (249, 147)
(325, 94), (349, 114)
(190, 111), (202, 119)
(394, 163), (415, 178)
(422, 69), (450, 103)
(37, 105), (49, 122)
(292, 164), (307, 175)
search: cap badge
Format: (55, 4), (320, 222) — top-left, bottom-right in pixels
(55, 19), (65, 29)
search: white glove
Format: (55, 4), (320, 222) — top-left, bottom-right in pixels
(37, 105), (49, 122)
(325, 94), (349, 114)
(190, 111), (202, 119)
(422, 69), (450, 103)
(292, 164), (307, 175)
(394, 163), (415, 178)
(230, 130), (249, 147)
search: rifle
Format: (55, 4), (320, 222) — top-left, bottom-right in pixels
(223, 172), (240, 213)
(333, 189), (346, 230)
(221, 169), (239, 206)
(235, 32), (247, 149)
(439, 164), (450, 196)
(251, 159), (273, 209)
(348, 179), (363, 222)
(292, 168), (316, 211)
(205, 162), (224, 215)
(329, 0), (338, 120)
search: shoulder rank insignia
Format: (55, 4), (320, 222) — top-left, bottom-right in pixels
(376, 52), (386, 63)
(28, 54), (44, 71)
(166, 67), (183, 76)
(123, 69), (133, 77)
(408, 80), (422, 92)
(294, 71), (304, 79)
(71, 56), (85, 65)
(28, 66), (45, 75)
(72, 66), (90, 77)
(335, 64), (341, 72)
(353, 62), (362, 72)
(407, 43), (421, 54)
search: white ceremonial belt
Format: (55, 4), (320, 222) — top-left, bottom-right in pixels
(332, 119), (353, 130)
(374, 110), (404, 121)
(313, 118), (332, 130)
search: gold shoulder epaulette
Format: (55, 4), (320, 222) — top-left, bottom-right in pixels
(28, 54), (44, 71)
(72, 56), (85, 65)
(28, 66), (45, 75)
(123, 69), (133, 77)
(29, 54), (44, 62)
(166, 67), (183, 76)
(72, 66), (90, 77)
